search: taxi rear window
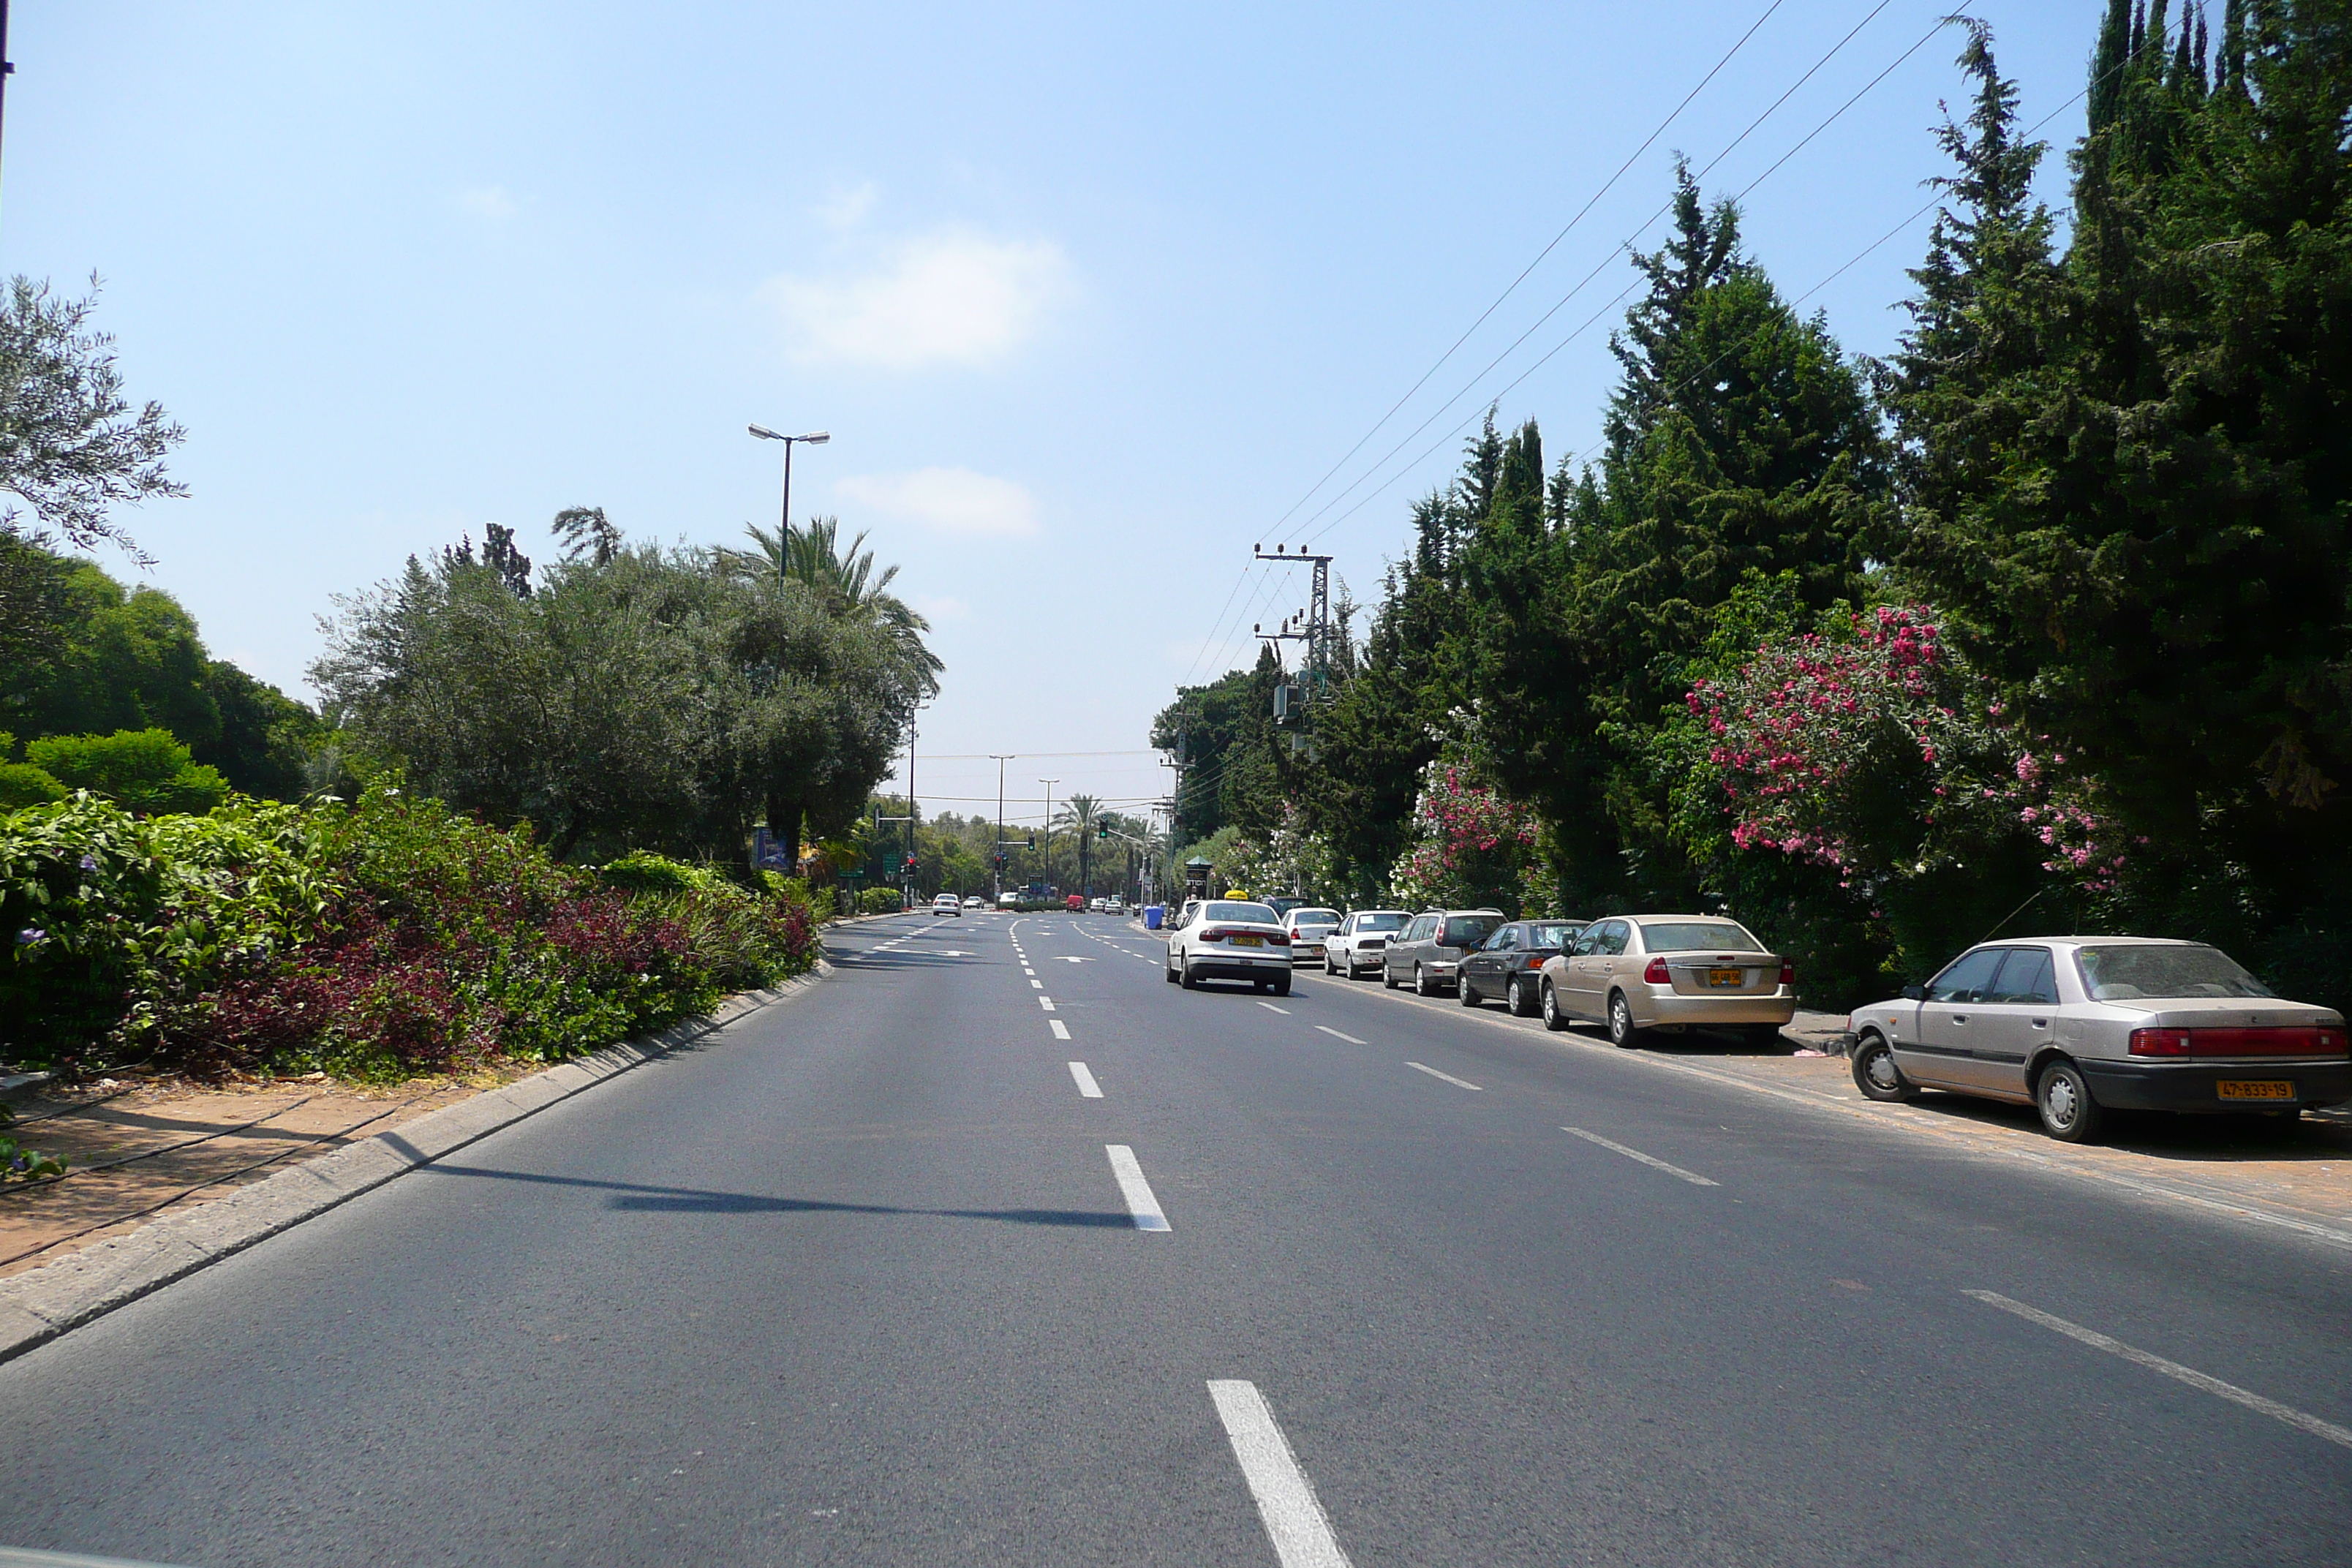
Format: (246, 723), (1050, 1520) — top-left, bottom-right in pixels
(1205, 902), (1278, 924)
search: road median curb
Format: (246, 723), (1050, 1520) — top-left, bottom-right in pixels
(0, 965), (830, 1366)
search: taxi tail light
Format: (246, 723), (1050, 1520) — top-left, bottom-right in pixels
(1267, 930), (1289, 945)
(1779, 960), (1796, 987)
(1643, 957), (1670, 984)
(1199, 927), (1234, 942)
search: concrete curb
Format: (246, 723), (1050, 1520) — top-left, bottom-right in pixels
(0, 966), (829, 1366)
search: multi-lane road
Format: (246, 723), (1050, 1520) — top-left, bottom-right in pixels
(3, 911), (2348, 1566)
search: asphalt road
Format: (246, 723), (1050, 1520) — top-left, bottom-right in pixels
(3, 911), (2348, 1567)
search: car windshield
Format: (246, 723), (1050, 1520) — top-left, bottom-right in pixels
(1205, 901), (1279, 925)
(1354, 912), (1406, 932)
(2076, 943), (2275, 1001)
(1526, 923), (1575, 949)
(1639, 921), (1765, 954)
(1441, 915), (1503, 946)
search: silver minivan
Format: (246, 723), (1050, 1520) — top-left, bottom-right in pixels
(1848, 937), (2351, 1142)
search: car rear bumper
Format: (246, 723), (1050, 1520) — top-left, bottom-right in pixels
(1186, 956), (1290, 982)
(1289, 942), (1328, 964)
(1635, 989), (1798, 1028)
(2078, 1058), (2352, 1112)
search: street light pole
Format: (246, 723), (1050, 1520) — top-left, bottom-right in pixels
(1038, 779), (1058, 902)
(747, 424), (830, 573)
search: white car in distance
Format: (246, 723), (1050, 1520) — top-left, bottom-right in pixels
(931, 893), (961, 918)
(1325, 910), (1410, 978)
(1282, 908), (1342, 966)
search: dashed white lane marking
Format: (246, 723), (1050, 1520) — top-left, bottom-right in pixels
(1561, 1126), (1718, 1186)
(1049, 1019), (1071, 1041)
(1316, 1026), (1367, 1045)
(1105, 1145), (1169, 1231)
(1964, 1291), (2352, 1448)
(1068, 1061), (1103, 1098)
(1206, 1380), (1352, 1568)
(1406, 1060), (1482, 1092)
(1039, 997), (1056, 1012)
(1256, 1001), (1292, 1015)
(1030, 979), (1044, 989)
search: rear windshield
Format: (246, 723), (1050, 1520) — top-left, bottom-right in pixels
(1205, 902), (1279, 925)
(1354, 912), (1406, 932)
(1442, 915), (1504, 946)
(1527, 923), (1577, 949)
(1639, 921), (1765, 954)
(2076, 944), (2274, 1001)
(1291, 910), (1341, 927)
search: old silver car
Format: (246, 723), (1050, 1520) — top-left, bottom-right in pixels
(1537, 914), (1795, 1047)
(1847, 937), (2351, 1142)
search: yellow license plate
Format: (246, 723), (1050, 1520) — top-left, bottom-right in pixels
(1231, 935), (1262, 947)
(1708, 968), (1742, 988)
(2217, 1079), (2295, 1101)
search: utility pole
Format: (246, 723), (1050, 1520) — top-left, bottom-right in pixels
(1038, 779), (1058, 900)
(904, 709), (921, 909)
(1252, 543), (1335, 755)
(0, 2), (16, 216)
(990, 753), (1011, 904)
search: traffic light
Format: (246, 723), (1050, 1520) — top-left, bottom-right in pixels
(904, 853), (916, 869)
(1097, 823), (1110, 840)
(1028, 833), (1036, 848)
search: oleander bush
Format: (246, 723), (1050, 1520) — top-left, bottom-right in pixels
(1, 785), (819, 1079)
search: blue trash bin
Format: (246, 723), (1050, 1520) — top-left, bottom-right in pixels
(1143, 905), (1164, 930)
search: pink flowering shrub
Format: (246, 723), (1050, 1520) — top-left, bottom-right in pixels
(1389, 758), (1555, 913)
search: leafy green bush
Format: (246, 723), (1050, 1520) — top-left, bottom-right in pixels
(1, 785), (821, 1077)
(0, 763), (64, 809)
(26, 729), (230, 815)
(597, 851), (724, 896)
(857, 886), (902, 914)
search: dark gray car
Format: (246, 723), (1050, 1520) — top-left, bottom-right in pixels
(1458, 920), (1586, 1016)
(1382, 908), (1506, 996)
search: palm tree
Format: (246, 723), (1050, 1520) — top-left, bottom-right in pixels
(1056, 793), (1104, 895)
(727, 515), (942, 675)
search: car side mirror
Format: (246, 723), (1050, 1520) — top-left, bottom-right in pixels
(1901, 984), (1926, 1001)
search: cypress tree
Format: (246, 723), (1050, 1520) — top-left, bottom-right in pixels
(2089, 0), (2136, 128)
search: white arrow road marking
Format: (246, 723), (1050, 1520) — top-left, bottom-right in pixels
(1406, 1061), (1482, 1091)
(1965, 1291), (2352, 1449)
(1105, 1145), (1169, 1231)
(1207, 1381), (1352, 1568)
(1561, 1126), (1716, 1186)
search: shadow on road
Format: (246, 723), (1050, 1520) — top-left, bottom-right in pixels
(418, 1162), (1133, 1226)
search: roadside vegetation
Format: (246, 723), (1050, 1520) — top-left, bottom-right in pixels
(1161, 9), (2352, 1012)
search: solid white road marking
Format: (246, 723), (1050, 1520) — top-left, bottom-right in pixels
(1039, 997), (1056, 1012)
(1316, 1027), (1367, 1045)
(1105, 1145), (1169, 1232)
(1964, 1291), (2352, 1449)
(1561, 1126), (1718, 1186)
(1406, 1060), (1482, 1092)
(1068, 1061), (1103, 1098)
(1256, 1001), (1292, 1015)
(1206, 1380), (1353, 1568)
(1049, 1019), (1071, 1040)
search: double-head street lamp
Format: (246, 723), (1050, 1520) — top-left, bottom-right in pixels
(748, 424), (830, 572)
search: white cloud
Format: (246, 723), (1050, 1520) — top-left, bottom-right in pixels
(760, 230), (1067, 369)
(460, 186), (516, 219)
(837, 467), (1041, 538)
(815, 181), (880, 230)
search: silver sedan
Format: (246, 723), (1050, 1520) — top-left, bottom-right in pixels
(1847, 937), (2351, 1142)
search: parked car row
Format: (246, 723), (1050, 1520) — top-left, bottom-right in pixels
(1165, 890), (2351, 1147)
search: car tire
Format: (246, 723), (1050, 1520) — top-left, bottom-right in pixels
(1324, 954), (1338, 975)
(1164, 957), (1178, 984)
(1507, 976), (1532, 1017)
(1383, 965), (1399, 990)
(1272, 974), (1292, 998)
(1180, 963), (1198, 990)
(1414, 965), (1436, 998)
(2035, 1058), (2105, 1143)
(1540, 981), (1568, 1031)
(1607, 992), (1646, 1049)
(1850, 1033), (1917, 1102)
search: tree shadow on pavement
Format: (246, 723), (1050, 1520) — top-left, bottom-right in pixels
(417, 1163), (1133, 1226)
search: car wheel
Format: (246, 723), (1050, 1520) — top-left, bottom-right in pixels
(1414, 965), (1436, 998)
(1180, 962), (1198, 990)
(1850, 1034), (1916, 1102)
(1272, 974), (1292, 998)
(1506, 976), (1531, 1017)
(1324, 954), (1337, 975)
(1164, 957), (1178, 984)
(1540, 981), (1568, 1031)
(1383, 964), (1399, 990)
(1458, 973), (1481, 1007)
(1607, 992), (1646, 1049)
(2035, 1058), (2105, 1143)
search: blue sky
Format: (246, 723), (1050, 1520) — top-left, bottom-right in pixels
(12, 0), (2104, 829)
